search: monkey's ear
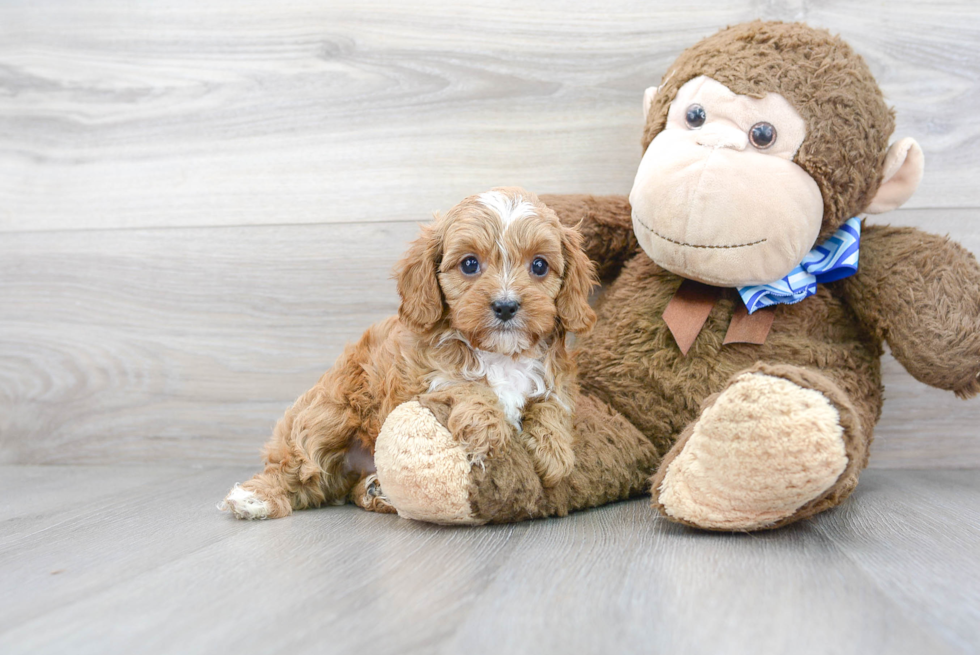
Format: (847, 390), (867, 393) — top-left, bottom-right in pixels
(865, 137), (924, 214)
(642, 86), (658, 121)
(395, 222), (445, 332)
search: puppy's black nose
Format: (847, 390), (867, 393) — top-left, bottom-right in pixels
(492, 300), (520, 322)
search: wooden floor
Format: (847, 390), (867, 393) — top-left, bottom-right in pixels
(0, 467), (978, 655)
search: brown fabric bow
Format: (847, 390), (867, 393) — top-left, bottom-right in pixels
(662, 279), (775, 355)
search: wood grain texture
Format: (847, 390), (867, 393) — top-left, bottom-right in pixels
(814, 471), (980, 652)
(1, 466), (977, 655)
(2, 209), (979, 467)
(0, 1), (978, 233)
(0, 465), (192, 548)
(0, 221), (415, 465)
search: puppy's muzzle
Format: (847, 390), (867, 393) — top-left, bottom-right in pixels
(491, 300), (520, 322)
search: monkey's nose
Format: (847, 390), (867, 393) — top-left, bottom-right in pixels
(695, 125), (748, 151)
(491, 300), (520, 322)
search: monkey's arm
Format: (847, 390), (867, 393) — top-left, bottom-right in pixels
(838, 223), (980, 398)
(539, 194), (638, 282)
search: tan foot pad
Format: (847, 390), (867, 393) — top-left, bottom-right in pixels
(374, 401), (483, 525)
(658, 372), (848, 530)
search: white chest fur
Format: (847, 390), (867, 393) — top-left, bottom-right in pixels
(429, 349), (551, 429)
(475, 350), (549, 428)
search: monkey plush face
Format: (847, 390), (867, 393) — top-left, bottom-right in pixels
(630, 76), (823, 287)
(631, 21), (924, 289)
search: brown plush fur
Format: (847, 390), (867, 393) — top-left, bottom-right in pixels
(466, 394), (661, 523)
(839, 225), (980, 399)
(221, 187), (599, 518)
(644, 20), (895, 239)
(542, 206), (980, 528)
(575, 255), (882, 465)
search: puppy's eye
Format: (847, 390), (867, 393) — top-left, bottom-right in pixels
(685, 104), (706, 129)
(530, 258), (549, 277)
(749, 122), (777, 149)
(459, 256), (480, 276)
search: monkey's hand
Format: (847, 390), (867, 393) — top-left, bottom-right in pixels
(840, 223), (980, 398)
(539, 194), (638, 283)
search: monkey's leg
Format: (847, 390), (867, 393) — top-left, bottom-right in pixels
(373, 394), (659, 525)
(650, 362), (872, 531)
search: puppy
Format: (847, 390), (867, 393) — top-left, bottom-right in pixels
(220, 187), (597, 520)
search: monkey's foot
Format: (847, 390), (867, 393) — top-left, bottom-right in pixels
(374, 401), (484, 525)
(651, 365), (862, 531)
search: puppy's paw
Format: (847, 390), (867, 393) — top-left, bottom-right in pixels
(448, 403), (515, 467)
(522, 432), (575, 488)
(218, 483), (271, 520)
(350, 474), (397, 514)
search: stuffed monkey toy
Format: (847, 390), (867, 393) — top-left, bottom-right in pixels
(372, 20), (980, 530)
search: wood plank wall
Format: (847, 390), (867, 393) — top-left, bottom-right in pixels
(2, 1), (979, 467)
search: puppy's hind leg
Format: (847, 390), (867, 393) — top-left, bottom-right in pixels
(220, 384), (362, 520)
(345, 437), (396, 514)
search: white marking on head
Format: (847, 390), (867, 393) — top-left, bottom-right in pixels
(496, 236), (514, 292)
(478, 190), (536, 228)
(478, 190), (535, 297)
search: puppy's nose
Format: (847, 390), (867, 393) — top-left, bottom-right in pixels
(491, 300), (520, 322)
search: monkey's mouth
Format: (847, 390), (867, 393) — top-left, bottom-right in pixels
(633, 213), (767, 250)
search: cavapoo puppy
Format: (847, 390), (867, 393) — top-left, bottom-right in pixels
(220, 187), (597, 520)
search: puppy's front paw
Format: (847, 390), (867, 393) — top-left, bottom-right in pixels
(218, 483), (272, 520)
(448, 403), (515, 467)
(521, 432), (575, 487)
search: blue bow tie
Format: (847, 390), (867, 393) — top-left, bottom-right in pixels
(738, 217), (861, 314)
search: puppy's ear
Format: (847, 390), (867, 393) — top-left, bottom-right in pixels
(556, 224), (598, 334)
(395, 221), (445, 332)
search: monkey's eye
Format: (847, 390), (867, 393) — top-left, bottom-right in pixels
(749, 122), (777, 149)
(685, 104), (706, 129)
(459, 256), (480, 276)
(531, 258), (549, 277)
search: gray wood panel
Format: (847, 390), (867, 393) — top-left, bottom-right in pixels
(0, 220), (415, 465)
(0, 1), (978, 233)
(1, 466), (977, 655)
(3, 209), (980, 467)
